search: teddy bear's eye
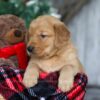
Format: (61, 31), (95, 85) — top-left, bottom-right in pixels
(14, 30), (22, 37)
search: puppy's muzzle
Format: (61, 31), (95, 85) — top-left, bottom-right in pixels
(27, 46), (34, 53)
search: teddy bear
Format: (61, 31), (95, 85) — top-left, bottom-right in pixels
(0, 14), (27, 67)
(0, 14), (27, 45)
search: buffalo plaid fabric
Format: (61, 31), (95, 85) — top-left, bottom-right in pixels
(0, 64), (87, 100)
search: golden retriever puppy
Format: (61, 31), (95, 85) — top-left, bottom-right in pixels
(23, 15), (84, 92)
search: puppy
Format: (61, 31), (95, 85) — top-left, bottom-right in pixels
(23, 15), (84, 92)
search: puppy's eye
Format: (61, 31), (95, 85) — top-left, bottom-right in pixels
(40, 33), (47, 38)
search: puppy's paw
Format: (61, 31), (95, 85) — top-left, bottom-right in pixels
(0, 94), (5, 100)
(58, 77), (73, 92)
(23, 77), (38, 88)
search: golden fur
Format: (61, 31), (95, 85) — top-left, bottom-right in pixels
(23, 15), (84, 92)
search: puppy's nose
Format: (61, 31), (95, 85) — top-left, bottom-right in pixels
(27, 46), (33, 53)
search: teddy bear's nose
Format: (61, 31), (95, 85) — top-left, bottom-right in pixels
(14, 30), (22, 37)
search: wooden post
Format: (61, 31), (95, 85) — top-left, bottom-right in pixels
(52, 0), (90, 23)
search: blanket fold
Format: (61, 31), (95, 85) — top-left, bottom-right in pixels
(0, 59), (87, 100)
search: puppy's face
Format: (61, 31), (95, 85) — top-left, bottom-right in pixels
(27, 21), (55, 58)
(27, 16), (70, 58)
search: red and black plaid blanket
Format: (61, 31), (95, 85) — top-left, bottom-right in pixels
(0, 62), (87, 100)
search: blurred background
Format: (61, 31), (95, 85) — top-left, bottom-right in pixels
(0, 0), (100, 99)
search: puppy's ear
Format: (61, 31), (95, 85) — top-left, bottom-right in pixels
(54, 22), (70, 48)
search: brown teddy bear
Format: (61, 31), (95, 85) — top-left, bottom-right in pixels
(0, 14), (27, 67)
(0, 15), (27, 99)
(0, 14), (27, 46)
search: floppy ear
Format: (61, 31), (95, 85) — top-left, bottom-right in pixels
(54, 22), (70, 48)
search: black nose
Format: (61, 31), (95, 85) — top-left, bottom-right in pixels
(27, 46), (33, 53)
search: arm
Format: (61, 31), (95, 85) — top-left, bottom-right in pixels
(23, 60), (39, 87)
(58, 58), (84, 92)
(58, 65), (74, 92)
